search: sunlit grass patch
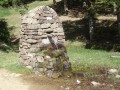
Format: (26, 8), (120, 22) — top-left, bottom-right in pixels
(28, 0), (61, 10)
(67, 45), (120, 72)
(0, 7), (10, 17)
(0, 52), (32, 74)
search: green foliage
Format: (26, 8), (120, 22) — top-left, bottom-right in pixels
(0, 7), (10, 17)
(0, 0), (34, 7)
(0, 0), (8, 6)
(0, 19), (11, 44)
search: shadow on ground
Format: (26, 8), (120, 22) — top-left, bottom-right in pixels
(62, 18), (89, 41)
(62, 17), (120, 51)
(86, 20), (120, 51)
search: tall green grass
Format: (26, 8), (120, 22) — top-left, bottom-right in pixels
(0, 7), (10, 17)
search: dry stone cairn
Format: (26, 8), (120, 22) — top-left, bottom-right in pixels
(20, 6), (71, 78)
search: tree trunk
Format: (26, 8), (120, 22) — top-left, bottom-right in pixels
(113, 2), (117, 14)
(53, 0), (56, 5)
(117, 7), (120, 36)
(63, 0), (68, 14)
(89, 17), (94, 41)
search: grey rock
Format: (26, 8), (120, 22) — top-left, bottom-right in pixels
(26, 66), (33, 69)
(27, 39), (38, 43)
(37, 56), (44, 62)
(108, 69), (118, 74)
(41, 23), (51, 29)
(91, 81), (101, 87)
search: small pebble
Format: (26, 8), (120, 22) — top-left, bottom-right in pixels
(108, 69), (118, 74)
(115, 74), (120, 79)
(76, 79), (81, 85)
(65, 87), (70, 90)
(91, 81), (100, 87)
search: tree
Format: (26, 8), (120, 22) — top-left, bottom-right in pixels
(107, 0), (120, 36)
(0, 0), (34, 7)
(83, 0), (96, 41)
(53, 0), (56, 5)
(63, 0), (69, 14)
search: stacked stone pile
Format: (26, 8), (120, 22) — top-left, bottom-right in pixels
(20, 6), (71, 77)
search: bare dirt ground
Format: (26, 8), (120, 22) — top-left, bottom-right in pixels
(59, 15), (117, 22)
(0, 69), (120, 90)
(0, 69), (29, 90)
(0, 69), (62, 90)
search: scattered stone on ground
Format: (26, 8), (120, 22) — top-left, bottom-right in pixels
(26, 66), (33, 69)
(0, 69), (28, 90)
(115, 74), (120, 79)
(91, 81), (101, 87)
(108, 69), (118, 74)
(0, 69), (120, 90)
(76, 79), (81, 85)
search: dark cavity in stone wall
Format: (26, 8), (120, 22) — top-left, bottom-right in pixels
(20, 6), (71, 78)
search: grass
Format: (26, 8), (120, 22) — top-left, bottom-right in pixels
(0, 42), (119, 74)
(67, 42), (120, 72)
(0, 52), (32, 74)
(0, 7), (11, 17)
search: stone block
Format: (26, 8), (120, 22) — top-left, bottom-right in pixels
(32, 19), (39, 24)
(24, 60), (31, 65)
(58, 36), (65, 40)
(43, 6), (49, 11)
(33, 14), (40, 19)
(22, 20), (28, 24)
(39, 68), (44, 72)
(58, 32), (65, 36)
(21, 55), (27, 60)
(27, 39), (38, 43)
(26, 18), (34, 24)
(41, 34), (47, 38)
(37, 56), (44, 62)
(44, 28), (53, 33)
(22, 14), (28, 20)
(43, 13), (52, 17)
(54, 28), (63, 33)
(38, 31), (43, 36)
(51, 23), (58, 29)
(26, 66), (33, 69)
(27, 24), (40, 29)
(49, 62), (53, 66)
(51, 72), (62, 79)
(48, 19), (55, 24)
(41, 23), (51, 29)
(28, 13), (36, 18)
(28, 48), (39, 53)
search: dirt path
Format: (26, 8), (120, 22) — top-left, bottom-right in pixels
(0, 69), (63, 90)
(0, 69), (29, 90)
(0, 69), (120, 90)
